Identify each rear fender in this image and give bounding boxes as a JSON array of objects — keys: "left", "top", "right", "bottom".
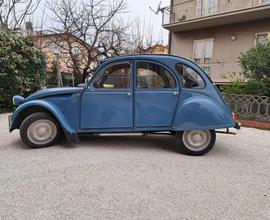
[{"left": 172, "top": 94, "right": 234, "bottom": 130}]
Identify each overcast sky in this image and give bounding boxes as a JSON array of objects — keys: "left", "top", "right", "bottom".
[
  {"left": 31, "top": 0, "right": 170, "bottom": 45},
  {"left": 125, "top": 0, "right": 170, "bottom": 44}
]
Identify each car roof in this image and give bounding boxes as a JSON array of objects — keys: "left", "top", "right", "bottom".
[
  {"left": 98, "top": 54, "right": 213, "bottom": 85},
  {"left": 100, "top": 54, "right": 184, "bottom": 63}
]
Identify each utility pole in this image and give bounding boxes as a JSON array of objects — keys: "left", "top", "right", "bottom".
[
  {"left": 56, "top": 54, "right": 63, "bottom": 87},
  {"left": 52, "top": 43, "right": 63, "bottom": 87},
  {"left": 71, "top": 72, "right": 75, "bottom": 87}
]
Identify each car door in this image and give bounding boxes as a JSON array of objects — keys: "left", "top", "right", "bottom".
[
  {"left": 80, "top": 61, "right": 133, "bottom": 129},
  {"left": 135, "top": 60, "right": 179, "bottom": 127}
]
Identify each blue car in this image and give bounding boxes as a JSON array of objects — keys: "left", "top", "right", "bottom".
[{"left": 9, "top": 55, "right": 240, "bottom": 156}]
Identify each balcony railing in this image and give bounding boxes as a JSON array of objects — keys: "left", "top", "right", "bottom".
[
  {"left": 162, "top": 0, "right": 270, "bottom": 25},
  {"left": 198, "top": 62, "right": 242, "bottom": 83}
]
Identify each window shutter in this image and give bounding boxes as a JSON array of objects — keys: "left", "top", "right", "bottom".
[
  {"left": 194, "top": 40, "right": 204, "bottom": 59},
  {"left": 208, "top": 0, "right": 217, "bottom": 15},
  {"left": 196, "top": 0, "right": 204, "bottom": 16},
  {"left": 204, "top": 39, "right": 214, "bottom": 59}
]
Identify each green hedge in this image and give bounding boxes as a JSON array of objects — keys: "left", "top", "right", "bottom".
[
  {"left": 240, "top": 42, "right": 270, "bottom": 85},
  {"left": 222, "top": 41, "right": 270, "bottom": 97},
  {"left": 221, "top": 80, "right": 270, "bottom": 97},
  {"left": 0, "top": 29, "right": 46, "bottom": 112}
]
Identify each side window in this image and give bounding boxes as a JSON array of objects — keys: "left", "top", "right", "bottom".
[
  {"left": 261, "top": 0, "right": 270, "bottom": 5},
  {"left": 255, "top": 33, "right": 269, "bottom": 46},
  {"left": 136, "top": 62, "right": 176, "bottom": 89},
  {"left": 93, "top": 63, "right": 131, "bottom": 89},
  {"left": 175, "top": 63, "right": 205, "bottom": 89}
]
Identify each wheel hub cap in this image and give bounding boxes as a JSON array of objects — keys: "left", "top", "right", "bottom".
[
  {"left": 27, "top": 119, "right": 57, "bottom": 145},
  {"left": 183, "top": 130, "right": 211, "bottom": 151}
]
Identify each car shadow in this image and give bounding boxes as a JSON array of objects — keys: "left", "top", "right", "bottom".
[
  {"left": 7, "top": 133, "right": 236, "bottom": 157},
  {"left": 5, "top": 133, "right": 179, "bottom": 154},
  {"left": 65, "top": 134, "right": 180, "bottom": 154}
]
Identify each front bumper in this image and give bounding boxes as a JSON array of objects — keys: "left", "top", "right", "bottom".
[{"left": 8, "top": 114, "right": 13, "bottom": 131}]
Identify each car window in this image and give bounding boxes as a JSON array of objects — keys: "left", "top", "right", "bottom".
[
  {"left": 93, "top": 62, "right": 131, "bottom": 89},
  {"left": 136, "top": 62, "right": 176, "bottom": 89},
  {"left": 175, "top": 63, "right": 205, "bottom": 89}
]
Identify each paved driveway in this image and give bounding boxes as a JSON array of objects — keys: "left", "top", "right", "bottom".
[{"left": 0, "top": 113, "right": 270, "bottom": 220}]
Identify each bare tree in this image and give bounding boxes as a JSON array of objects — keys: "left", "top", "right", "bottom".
[
  {"left": 98, "top": 21, "right": 130, "bottom": 58},
  {"left": 126, "top": 18, "right": 154, "bottom": 54},
  {"left": 47, "top": 0, "right": 128, "bottom": 82},
  {"left": 0, "top": 0, "right": 40, "bottom": 29}
]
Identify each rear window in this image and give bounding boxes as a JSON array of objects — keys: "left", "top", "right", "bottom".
[{"left": 175, "top": 63, "right": 205, "bottom": 89}]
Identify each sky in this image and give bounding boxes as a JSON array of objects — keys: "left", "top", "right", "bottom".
[
  {"left": 31, "top": 0, "right": 170, "bottom": 45},
  {"left": 125, "top": 0, "right": 170, "bottom": 45}
]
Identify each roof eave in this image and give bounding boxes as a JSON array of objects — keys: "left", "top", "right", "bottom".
[{"left": 163, "top": 4, "right": 270, "bottom": 32}]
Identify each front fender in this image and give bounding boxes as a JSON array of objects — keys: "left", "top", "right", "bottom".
[
  {"left": 172, "top": 94, "right": 234, "bottom": 131},
  {"left": 10, "top": 99, "right": 76, "bottom": 133}
]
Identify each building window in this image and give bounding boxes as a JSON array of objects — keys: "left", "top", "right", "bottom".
[
  {"left": 50, "top": 42, "right": 60, "bottom": 55},
  {"left": 71, "top": 46, "right": 81, "bottom": 56},
  {"left": 261, "top": 0, "right": 270, "bottom": 5},
  {"left": 193, "top": 39, "right": 214, "bottom": 75},
  {"left": 194, "top": 59, "right": 201, "bottom": 65},
  {"left": 196, "top": 0, "right": 217, "bottom": 17},
  {"left": 256, "top": 33, "right": 270, "bottom": 45}
]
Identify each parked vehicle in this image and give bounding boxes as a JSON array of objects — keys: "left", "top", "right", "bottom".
[{"left": 9, "top": 55, "right": 240, "bottom": 156}]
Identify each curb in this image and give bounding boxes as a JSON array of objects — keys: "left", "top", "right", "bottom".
[{"left": 239, "top": 120, "right": 270, "bottom": 130}]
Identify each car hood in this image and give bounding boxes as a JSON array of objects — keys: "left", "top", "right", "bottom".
[{"left": 25, "top": 87, "right": 84, "bottom": 101}]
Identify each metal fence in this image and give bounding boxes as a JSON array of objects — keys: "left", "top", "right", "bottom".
[
  {"left": 162, "top": 0, "right": 269, "bottom": 25},
  {"left": 222, "top": 93, "right": 270, "bottom": 122}
]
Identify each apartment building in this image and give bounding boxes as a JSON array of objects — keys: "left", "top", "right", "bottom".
[
  {"left": 162, "top": 0, "right": 270, "bottom": 84},
  {"left": 144, "top": 44, "right": 169, "bottom": 54},
  {"left": 30, "top": 34, "right": 97, "bottom": 77},
  {"left": 25, "top": 22, "right": 97, "bottom": 80}
]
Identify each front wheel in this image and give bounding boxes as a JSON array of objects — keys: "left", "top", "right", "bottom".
[
  {"left": 176, "top": 130, "right": 216, "bottom": 156},
  {"left": 20, "top": 112, "right": 61, "bottom": 148}
]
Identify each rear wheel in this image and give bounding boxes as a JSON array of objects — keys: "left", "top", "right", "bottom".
[
  {"left": 20, "top": 112, "right": 61, "bottom": 148},
  {"left": 176, "top": 130, "right": 216, "bottom": 156}
]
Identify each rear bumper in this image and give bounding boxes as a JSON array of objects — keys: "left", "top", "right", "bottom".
[{"left": 234, "top": 121, "right": 241, "bottom": 130}]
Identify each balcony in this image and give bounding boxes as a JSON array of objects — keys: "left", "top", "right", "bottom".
[
  {"left": 199, "top": 62, "right": 242, "bottom": 84},
  {"left": 162, "top": 1, "right": 270, "bottom": 32}
]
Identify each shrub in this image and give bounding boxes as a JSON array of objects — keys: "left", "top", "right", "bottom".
[
  {"left": 0, "top": 29, "right": 46, "bottom": 112},
  {"left": 221, "top": 80, "right": 270, "bottom": 97},
  {"left": 240, "top": 41, "right": 270, "bottom": 85},
  {"left": 222, "top": 42, "right": 270, "bottom": 97}
]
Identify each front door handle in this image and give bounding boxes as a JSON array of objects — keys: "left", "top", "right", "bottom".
[
  {"left": 173, "top": 91, "right": 179, "bottom": 96},
  {"left": 127, "top": 92, "right": 132, "bottom": 97}
]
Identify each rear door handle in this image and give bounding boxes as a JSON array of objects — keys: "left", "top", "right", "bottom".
[
  {"left": 173, "top": 91, "right": 179, "bottom": 96},
  {"left": 127, "top": 92, "right": 132, "bottom": 97}
]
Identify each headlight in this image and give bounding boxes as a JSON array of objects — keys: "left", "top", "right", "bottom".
[{"left": 13, "top": 95, "right": 25, "bottom": 106}]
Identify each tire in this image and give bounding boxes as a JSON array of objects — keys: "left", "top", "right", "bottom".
[
  {"left": 20, "top": 112, "right": 61, "bottom": 148},
  {"left": 176, "top": 130, "right": 216, "bottom": 156}
]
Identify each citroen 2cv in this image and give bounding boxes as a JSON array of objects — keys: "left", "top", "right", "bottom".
[{"left": 9, "top": 55, "right": 240, "bottom": 156}]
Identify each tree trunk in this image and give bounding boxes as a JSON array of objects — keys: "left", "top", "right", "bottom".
[
  {"left": 56, "top": 56, "right": 63, "bottom": 87},
  {"left": 82, "top": 68, "right": 89, "bottom": 83}
]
